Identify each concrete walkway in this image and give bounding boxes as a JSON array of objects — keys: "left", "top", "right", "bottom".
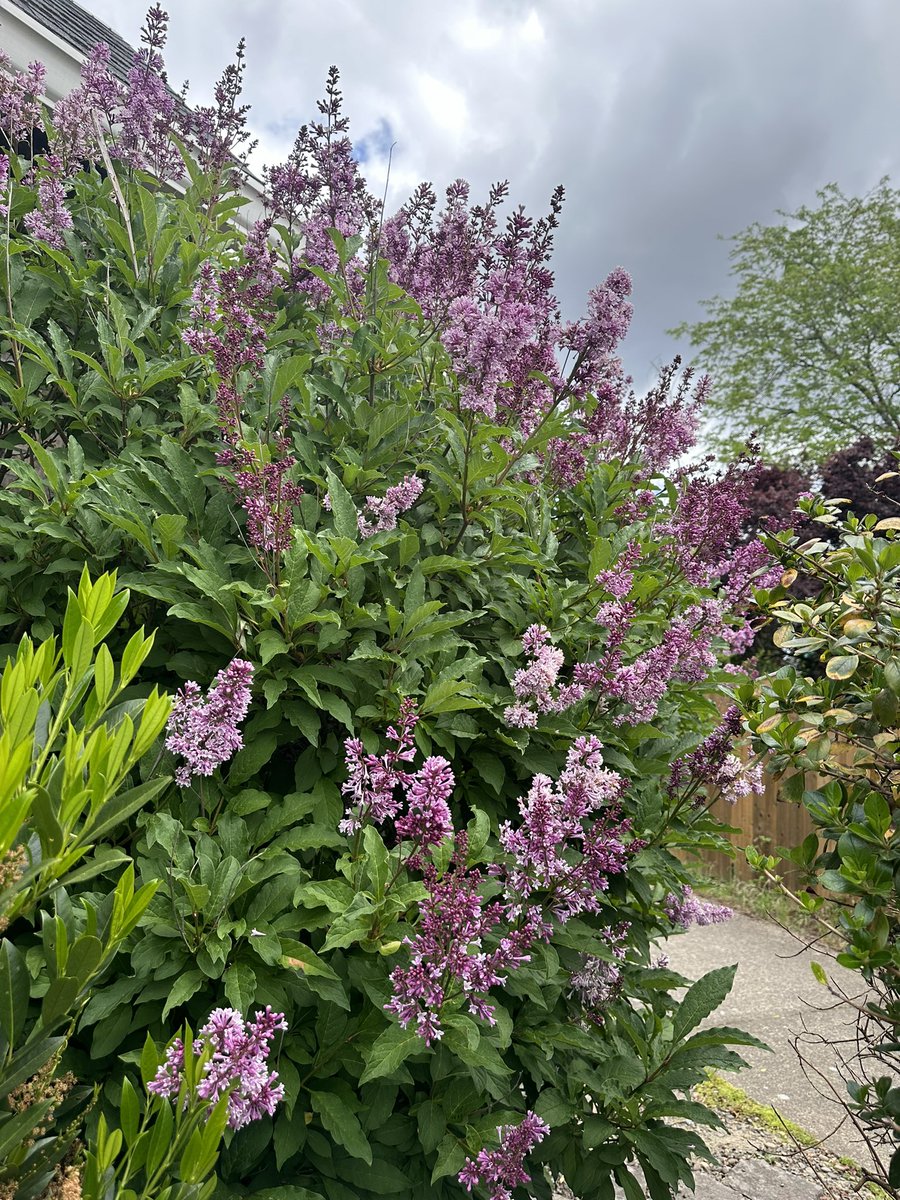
[{"left": 663, "top": 913, "right": 869, "bottom": 1161}]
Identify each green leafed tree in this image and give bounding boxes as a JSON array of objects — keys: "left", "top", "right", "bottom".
[{"left": 672, "top": 179, "right": 900, "bottom": 465}]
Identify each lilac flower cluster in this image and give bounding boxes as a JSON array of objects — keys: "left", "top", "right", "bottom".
[
  {"left": 189, "top": 37, "right": 256, "bottom": 182},
  {"left": 386, "top": 845, "right": 547, "bottom": 1044},
  {"left": 148, "top": 1006, "right": 287, "bottom": 1129},
  {"left": 570, "top": 957, "right": 623, "bottom": 1021},
  {"left": 0, "top": 52, "right": 46, "bottom": 148},
  {"left": 339, "top": 701, "right": 455, "bottom": 866},
  {"left": 263, "top": 67, "right": 379, "bottom": 305},
  {"left": 499, "top": 737, "right": 630, "bottom": 920},
  {"left": 586, "top": 358, "right": 706, "bottom": 472},
  {"left": 358, "top": 474, "right": 424, "bottom": 538},
  {"left": 339, "top": 698, "right": 419, "bottom": 830},
  {"left": 165, "top": 658, "right": 254, "bottom": 787},
  {"left": 668, "top": 705, "right": 763, "bottom": 804},
  {"left": 662, "top": 454, "right": 760, "bottom": 589},
  {"left": 114, "top": 6, "right": 183, "bottom": 180},
  {"left": 381, "top": 724, "right": 640, "bottom": 1042},
  {"left": 23, "top": 156, "right": 73, "bottom": 249},
  {"left": 458, "top": 1111, "right": 549, "bottom": 1200},
  {"left": 664, "top": 885, "right": 733, "bottom": 929},
  {"left": 46, "top": 8, "right": 182, "bottom": 180},
  {"left": 503, "top": 624, "right": 589, "bottom": 728},
  {"left": 377, "top": 169, "right": 656, "bottom": 484},
  {"left": 183, "top": 230, "right": 306, "bottom": 556}
]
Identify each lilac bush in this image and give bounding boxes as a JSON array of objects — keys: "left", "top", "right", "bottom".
[{"left": 0, "top": 13, "right": 772, "bottom": 1200}]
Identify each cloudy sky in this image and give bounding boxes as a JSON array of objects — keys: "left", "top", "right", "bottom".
[{"left": 84, "top": 0, "right": 900, "bottom": 389}]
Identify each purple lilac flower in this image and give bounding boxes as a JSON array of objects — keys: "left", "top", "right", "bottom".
[
  {"left": 112, "top": 6, "right": 183, "bottom": 180},
  {"left": 661, "top": 453, "right": 760, "bottom": 588},
  {"left": 394, "top": 756, "right": 455, "bottom": 868},
  {"left": 339, "top": 702, "right": 453, "bottom": 864},
  {"left": 263, "top": 67, "right": 379, "bottom": 305},
  {"left": 458, "top": 1111, "right": 549, "bottom": 1200},
  {"left": 717, "top": 755, "right": 764, "bottom": 804},
  {"left": 339, "top": 698, "right": 419, "bottom": 833},
  {"left": 498, "top": 737, "right": 628, "bottom": 918},
  {"left": 187, "top": 38, "right": 256, "bottom": 180},
  {"left": 183, "top": 228, "right": 305, "bottom": 554},
  {"left": 664, "top": 885, "right": 732, "bottom": 929},
  {"left": 148, "top": 1006, "right": 287, "bottom": 1130},
  {"left": 502, "top": 624, "right": 591, "bottom": 728},
  {"left": 387, "top": 736, "right": 640, "bottom": 1041},
  {"left": 166, "top": 659, "right": 254, "bottom": 787},
  {"left": 387, "top": 845, "right": 548, "bottom": 1044},
  {"left": 586, "top": 358, "right": 705, "bottom": 472},
  {"left": 358, "top": 474, "right": 424, "bottom": 537},
  {"left": 0, "top": 52, "right": 46, "bottom": 146},
  {"left": 23, "top": 156, "right": 73, "bottom": 249}
]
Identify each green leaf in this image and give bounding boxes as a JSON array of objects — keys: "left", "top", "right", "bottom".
[
  {"left": 120, "top": 1076, "right": 140, "bottom": 1143},
  {"left": 672, "top": 965, "right": 737, "bottom": 1044},
  {"left": 310, "top": 1091, "right": 372, "bottom": 1163},
  {"left": 140, "top": 1032, "right": 159, "bottom": 1085},
  {"left": 41, "top": 975, "right": 80, "bottom": 1027},
  {"left": 471, "top": 752, "right": 505, "bottom": 795},
  {"left": 825, "top": 654, "right": 858, "bottom": 680},
  {"left": 145, "top": 1093, "right": 174, "bottom": 1179},
  {"left": 83, "top": 777, "right": 169, "bottom": 846},
  {"left": 325, "top": 467, "right": 359, "bottom": 540},
  {"left": 0, "top": 1036, "right": 64, "bottom": 1097},
  {"left": 430, "top": 1133, "right": 466, "bottom": 1184},
  {"left": 0, "top": 940, "right": 28, "bottom": 1047},
  {"left": 161, "top": 969, "right": 205, "bottom": 1018},
  {"left": 359, "top": 1023, "right": 424, "bottom": 1084},
  {"left": 223, "top": 962, "right": 257, "bottom": 1011},
  {"left": 363, "top": 825, "right": 391, "bottom": 901}
]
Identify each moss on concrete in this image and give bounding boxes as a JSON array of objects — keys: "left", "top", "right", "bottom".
[{"left": 694, "top": 1071, "right": 819, "bottom": 1148}]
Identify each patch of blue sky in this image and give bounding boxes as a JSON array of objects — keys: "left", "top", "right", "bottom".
[{"left": 354, "top": 117, "right": 395, "bottom": 164}]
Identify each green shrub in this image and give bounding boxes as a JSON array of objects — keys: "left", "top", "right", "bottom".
[
  {"left": 0, "top": 570, "right": 165, "bottom": 1196},
  {"left": 734, "top": 495, "right": 900, "bottom": 1196}
]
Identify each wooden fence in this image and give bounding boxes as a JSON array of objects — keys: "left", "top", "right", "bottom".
[
  {"left": 688, "top": 741, "right": 856, "bottom": 885},
  {"left": 691, "top": 772, "right": 815, "bottom": 884}
]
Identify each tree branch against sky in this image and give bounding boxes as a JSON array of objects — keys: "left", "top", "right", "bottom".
[{"left": 672, "top": 179, "right": 900, "bottom": 466}]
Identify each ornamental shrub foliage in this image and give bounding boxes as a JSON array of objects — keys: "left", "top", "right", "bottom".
[
  {"left": 734, "top": 496, "right": 900, "bottom": 1197},
  {"left": 0, "top": 11, "right": 775, "bottom": 1199}
]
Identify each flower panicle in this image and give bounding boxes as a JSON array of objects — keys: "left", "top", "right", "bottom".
[
  {"left": 165, "top": 658, "right": 254, "bottom": 787},
  {"left": 148, "top": 1006, "right": 287, "bottom": 1129}
]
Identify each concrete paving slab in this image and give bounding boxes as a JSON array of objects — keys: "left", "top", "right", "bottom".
[
  {"left": 722, "top": 1157, "right": 823, "bottom": 1200},
  {"left": 662, "top": 914, "right": 868, "bottom": 1161}
]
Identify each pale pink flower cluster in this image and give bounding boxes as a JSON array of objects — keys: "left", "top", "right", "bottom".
[
  {"left": 165, "top": 659, "right": 254, "bottom": 787},
  {"left": 458, "top": 1111, "right": 549, "bottom": 1200},
  {"left": 357, "top": 474, "right": 424, "bottom": 537},
  {"left": 716, "top": 754, "right": 765, "bottom": 804},
  {"left": 503, "top": 624, "right": 588, "bottom": 728},
  {"left": 339, "top": 700, "right": 454, "bottom": 865},
  {"left": 383, "top": 728, "right": 641, "bottom": 1043},
  {"left": 664, "top": 885, "right": 732, "bottom": 928},
  {"left": 23, "top": 156, "right": 73, "bottom": 249},
  {"left": 148, "top": 1006, "right": 287, "bottom": 1129}
]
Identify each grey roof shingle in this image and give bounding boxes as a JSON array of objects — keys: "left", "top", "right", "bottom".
[{"left": 9, "top": 0, "right": 137, "bottom": 81}]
